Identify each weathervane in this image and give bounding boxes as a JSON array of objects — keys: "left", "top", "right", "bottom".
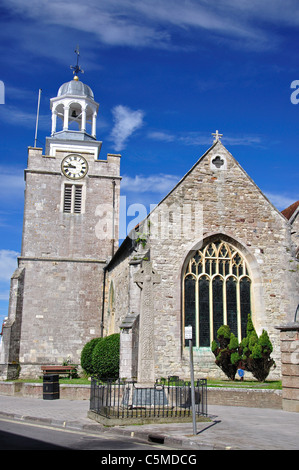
[
  {"left": 70, "top": 45, "right": 84, "bottom": 80},
  {"left": 212, "top": 130, "right": 223, "bottom": 143}
]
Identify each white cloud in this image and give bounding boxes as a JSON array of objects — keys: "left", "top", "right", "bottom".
[
  {"left": 0, "top": 250, "right": 19, "bottom": 282},
  {"left": 1, "top": 0, "right": 171, "bottom": 50},
  {"left": 148, "top": 130, "right": 212, "bottom": 146},
  {"left": 0, "top": 166, "right": 24, "bottom": 200},
  {"left": 121, "top": 174, "right": 180, "bottom": 194},
  {"left": 119, "top": 173, "right": 181, "bottom": 237},
  {"left": 0, "top": 105, "right": 50, "bottom": 130},
  {"left": 3, "top": 0, "right": 299, "bottom": 52},
  {"left": 0, "top": 290, "right": 10, "bottom": 301},
  {"left": 147, "top": 131, "right": 176, "bottom": 143},
  {"left": 148, "top": 130, "right": 263, "bottom": 147},
  {"left": 109, "top": 105, "right": 145, "bottom": 151},
  {"left": 264, "top": 192, "right": 296, "bottom": 211},
  {"left": 0, "top": 167, "right": 24, "bottom": 230},
  {"left": 223, "top": 135, "right": 263, "bottom": 146}
]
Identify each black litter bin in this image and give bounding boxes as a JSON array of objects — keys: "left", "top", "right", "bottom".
[{"left": 43, "top": 374, "right": 59, "bottom": 400}]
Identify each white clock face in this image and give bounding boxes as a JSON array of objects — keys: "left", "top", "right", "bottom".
[{"left": 62, "top": 154, "right": 88, "bottom": 179}]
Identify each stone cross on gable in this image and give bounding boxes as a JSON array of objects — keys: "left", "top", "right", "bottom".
[
  {"left": 134, "top": 261, "right": 161, "bottom": 386},
  {"left": 212, "top": 130, "right": 223, "bottom": 143}
]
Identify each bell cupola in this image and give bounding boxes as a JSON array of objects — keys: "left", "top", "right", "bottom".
[
  {"left": 46, "top": 48, "right": 101, "bottom": 157},
  {"left": 50, "top": 75, "right": 99, "bottom": 139}
]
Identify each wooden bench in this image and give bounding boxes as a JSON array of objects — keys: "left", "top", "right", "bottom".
[{"left": 41, "top": 365, "right": 77, "bottom": 379}]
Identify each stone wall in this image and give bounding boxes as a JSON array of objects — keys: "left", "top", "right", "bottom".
[
  {"left": 0, "top": 268, "right": 24, "bottom": 379},
  {"left": 17, "top": 259, "right": 104, "bottom": 378},
  {"left": 207, "top": 387, "right": 282, "bottom": 409},
  {"left": 277, "top": 323, "right": 299, "bottom": 412},
  {"left": 290, "top": 207, "right": 299, "bottom": 255},
  {"left": 0, "top": 381, "right": 90, "bottom": 400},
  {"left": 105, "top": 254, "right": 142, "bottom": 338},
  {"left": 119, "top": 314, "right": 139, "bottom": 380},
  {"left": 0, "top": 381, "right": 282, "bottom": 408},
  {"left": 290, "top": 213, "right": 299, "bottom": 298}
]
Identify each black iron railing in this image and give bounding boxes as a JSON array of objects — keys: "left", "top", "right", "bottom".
[{"left": 90, "top": 377, "right": 207, "bottom": 420}]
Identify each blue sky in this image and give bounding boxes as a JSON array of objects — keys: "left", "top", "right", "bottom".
[{"left": 0, "top": 0, "right": 298, "bottom": 327}]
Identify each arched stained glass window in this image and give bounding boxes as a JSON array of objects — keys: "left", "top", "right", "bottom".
[
  {"left": 198, "top": 275, "right": 209, "bottom": 347},
  {"left": 183, "top": 240, "right": 252, "bottom": 347}
]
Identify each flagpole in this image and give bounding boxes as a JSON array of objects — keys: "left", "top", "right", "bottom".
[{"left": 34, "top": 88, "right": 42, "bottom": 147}]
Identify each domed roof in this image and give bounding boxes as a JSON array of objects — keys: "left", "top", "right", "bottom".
[{"left": 57, "top": 79, "right": 94, "bottom": 99}]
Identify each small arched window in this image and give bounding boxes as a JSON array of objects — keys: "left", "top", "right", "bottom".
[{"left": 183, "top": 240, "right": 252, "bottom": 347}]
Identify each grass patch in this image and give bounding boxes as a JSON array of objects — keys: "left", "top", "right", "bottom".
[
  {"left": 8, "top": 377, "right": 282, "bottom": 389},
  {"left": 12, "top": 377, "right": 91, "bottom": 385},
  {"left": 207, "top": 379, "right": 281, "bottom": 389}
]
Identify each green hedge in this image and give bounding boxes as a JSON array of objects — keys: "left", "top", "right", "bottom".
[
  {"left": 81, "top": 333, "right": 120, "bottom": 380},
  {"left": 92, "top": 333, "right": 120, "bottom": 380},
  {"left": 80, "top": 337, "right": 103, "bottom": 376}
]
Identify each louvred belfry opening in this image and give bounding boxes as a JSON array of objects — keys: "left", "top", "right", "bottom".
[{"left": 63, "top": 184, "right": 83, "bottom": 214}]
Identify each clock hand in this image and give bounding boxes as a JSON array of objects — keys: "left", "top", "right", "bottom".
[{"left": 66, "top": 164, "right": 77, "bottom": 169}]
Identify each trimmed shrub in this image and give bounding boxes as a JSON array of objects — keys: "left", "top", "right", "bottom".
[
  {"left": 212, "top": 326, "right": 240, "bottom": 380},
  {"left": 239, "top": 315, "right": 275, "bottom": 382},
  {"left": 80, "top": 337, "right": 103, "bottom": 376},
  {"left": 212, "top": 315, "right": 275, "bottom": 382},
  {"left": 241, "top": 325, "right": 275, "bottom": 382},
  {"left": 92, "top": 333, "right": 120, "bottom": 381},
  {"left": 217, "top": 325, "right": 231, "bottom": 343}
]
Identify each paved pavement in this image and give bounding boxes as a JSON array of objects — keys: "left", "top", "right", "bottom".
[{"left": 0, "top": 394, "right": 298, "bottom": 450}]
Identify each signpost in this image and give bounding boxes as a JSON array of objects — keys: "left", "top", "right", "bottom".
[{"left": 185, "top": 326, "right": 197, "bottom": 435}]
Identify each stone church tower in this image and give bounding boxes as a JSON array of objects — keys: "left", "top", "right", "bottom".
[{"left": 0, "top": 71, "right": 121, "bottom": 379}]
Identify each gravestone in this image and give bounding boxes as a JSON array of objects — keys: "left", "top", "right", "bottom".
[{"left": 132, "top": 387, "right": 167, "bottom": 406}]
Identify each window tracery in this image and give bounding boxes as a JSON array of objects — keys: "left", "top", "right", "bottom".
[{"left": 183, "top": 240, "right": 252, "bottom": 348}]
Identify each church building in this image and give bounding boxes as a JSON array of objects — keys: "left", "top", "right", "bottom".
[
  {"left": 0, "top": 70, "right": 298, "bottom": 381},
  {"left": 106, "top": 135, "right": 299, "bottom": 383}
]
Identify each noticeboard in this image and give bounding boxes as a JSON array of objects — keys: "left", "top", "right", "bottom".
[{"left": 185, "top": 326, "right": 193, "bottom": 340}]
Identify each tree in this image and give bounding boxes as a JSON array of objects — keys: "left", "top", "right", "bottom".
[
  {"left": 211, "top": 325, "right": 241, "bottom": 380},
  {"left": 81, "top": 337, "right": 103, "bottom": 376},
  {"left": 92, "top": 333, "right": 120, "bottom": 381},
  {"left": 239, "top": 316, "right": 275, "bottom": 382},
  {"left": 212, "top": 316, "right": 275, "bottom": 382}
]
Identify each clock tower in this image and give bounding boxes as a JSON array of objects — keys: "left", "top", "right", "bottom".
[{"left": 0, "top": 65, "right": 121, "bottom": 379}]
